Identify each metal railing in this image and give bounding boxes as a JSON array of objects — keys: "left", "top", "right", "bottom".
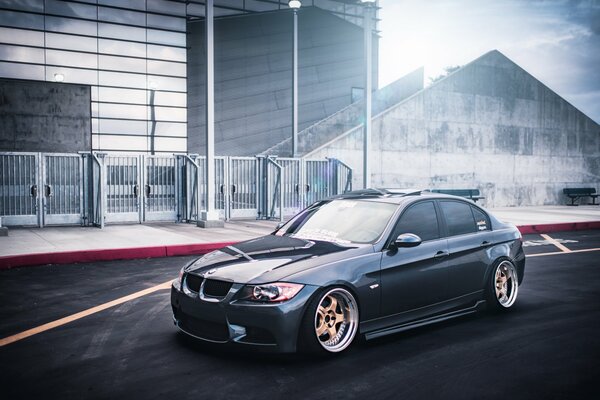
[{"left": 0, "top": 152, "right": 352, "bottom": 228}]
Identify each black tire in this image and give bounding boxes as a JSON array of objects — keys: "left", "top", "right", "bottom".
[
  {"left": 486, "top": 258, "right": 519, "bottom": 312},
  {"left": 297, "top": 287, "right": 359, "bottom": 354}
]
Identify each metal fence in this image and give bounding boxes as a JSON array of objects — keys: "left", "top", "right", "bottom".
[{"left": 0, "top": 152, "right": 352, "bottom": 228}]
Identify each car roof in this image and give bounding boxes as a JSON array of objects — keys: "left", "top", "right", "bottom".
[{"left": 329, "top": 188, "right": 481, "bottom": 206}]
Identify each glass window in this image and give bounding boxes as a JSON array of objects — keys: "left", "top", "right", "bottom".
[
  {"left": 98, "top": 118, "right": 147, "bottom": 134},
  {"left": 393, "top": 201, "right": 440, "bottom": 242},
  {"left": 99, "top": 38, "right": 146, "bottom": 57},
  {"left": 472, "top": 207, "right": 490, "bottom": 232},
  {"left": 46, "top": 16, "right": 97, "bottom": 36},
  {"left": 99, "top": 103, "right": 148, "bottom": 120},
  {"left": 99, "top": 87, "right": 147, "bottom": 104},
  {"left": 46, "top": 49, "right": 97, "bottom": 69},
  {"left": 0, "top": 27, "right": 43, "bottom": 46},
  {"left": 91, "top": 102, "right": 99, "bottom": 117},
  {"left": 0, "top": 44, "right": 44, "bottom": 64},
  {"left": 0, "top": 0, "right": 43, "bottom": 12},
  {"left": 154, "top": 136, "right": 186, "bottom": 152},
  {"left": 98, "top": 6, "right": 146, "bottom": 26},
  {"left": 45, "top": 0, "right": 97, "bottom": 19},
  {"left": 46, "top": 32, "right": 97, "bottom": 53},
  {"left": 147, "top": 59, "right": 186, "bottom": 77},
  {"left": 91, "top": 86, "right": 98, "bottom": 101},
  {"left": 98, "top": 22, "right": 145, "bottom": 42},
  {"left": 147, "top": 0, "right": 186, "bottom": 16},
  {"left": 45, "top": 66, "right": 98, "bottom": 85},
  {"left": 92, "top": 118, "right": 99, "bottom": 133},
  {"left": 152, "top": 91, "right": 186, "bottom": 107},
  {"left": 147, "top": 29, "right": 185, "bottom": 46},
  {"left": 95, "top": 134, "right": 148, "bottom": 151},
  {"left": 149, "top": 121, "right": 186, "bottom": 137},
  {"left": 99, "top": 70, "right": 147, "bottom": 89},
  {"left": 0, "top": 61, "right": 44, "bottom": 80},
  {"left": 147, "top": 44, "right": 185, "bottom": 62},
  {"left": 146, "top": 75, "right": 186, "bottom": 92},
  {"left": 98, "top": 0, "right": 146, "bottom": 11},
  {"left": 0, "top": 10, "right": 44, "bottom": 30},
  {"left": 99, "top": 55, "right": 146, "bottom": 73},
  {"left": 282, "top": 200, "right": 398, "bottom": 244},
  {"left": 147, "top": 14, "right": 186, "bottom": 32},
  {"left": 440, "top": 201, "right": 478, "bottom": 237},
  {"left": 153, "top": 106, "right": 186, "bottom": 122}
]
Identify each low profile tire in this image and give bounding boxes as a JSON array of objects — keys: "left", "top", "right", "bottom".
[
  {"left": 298, "top": 287, "right": 359, "bottom": 354},
  {"left": 486, "top": 259, "right": 519, "bottom": 311}
]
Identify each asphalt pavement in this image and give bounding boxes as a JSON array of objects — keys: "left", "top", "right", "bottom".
[{"left": 0, "top": 231, "right": 599, "bottom": 399}]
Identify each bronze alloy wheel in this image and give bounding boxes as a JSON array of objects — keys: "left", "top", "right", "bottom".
[
  {"left": 313, "top": 288, "right": 359, "bottom": 353},
  {"left": 494, "top": 260, "right": 519, "bottom": 308}
]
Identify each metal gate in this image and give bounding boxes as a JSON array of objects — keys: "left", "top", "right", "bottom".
[
  {"left": 104, "top": 155, "right": 141, "bottom": 223},
  {"left": 144, "top": 156, "right": 178, "bottom": 222},
  {"left": 42, "top": 153, "right": 83, "bottom": 225},
  {"left": 0, "top": 152, "right": 39, "bottom": 226},
  {"left": 1, "top": 152, "right": 353, "bottom": 227}
]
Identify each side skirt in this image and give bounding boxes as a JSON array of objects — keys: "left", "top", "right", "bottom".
[{"left": 364, "top": 300, "right": 487, "bottom": 341}]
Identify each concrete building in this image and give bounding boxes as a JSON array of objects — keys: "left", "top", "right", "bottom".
[
  {"left": 298, "top": 50, "right": 600, "bottom": 207},
  {"left": 0, "top": 0, "right": 377, "bottom": 154}
]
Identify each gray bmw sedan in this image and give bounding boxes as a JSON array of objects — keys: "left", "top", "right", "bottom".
[{"left": 171, "top": 189, "right": 525, "bottom": 354}]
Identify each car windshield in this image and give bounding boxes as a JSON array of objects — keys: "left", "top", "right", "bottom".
[{"left": 279, "top": 200, "right": 398, "bottom": 244}]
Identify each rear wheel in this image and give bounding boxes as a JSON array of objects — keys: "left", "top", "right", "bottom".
[
  {"left": 487, "top": 259, "right": 519, "bottom": 311},
  {"left": 299, "top": 287, "right": 359, "bottom": 354}
]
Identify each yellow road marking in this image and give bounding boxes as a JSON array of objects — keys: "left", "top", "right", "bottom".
[
  {"left": 0, "top": 280, "right": 172, "bottom": 347},
  {"left": 540, "top": 234, "right": 572, "bottom": 253},
  {"left": 528, "top": 247, "right": 600, "bottom": 258}
]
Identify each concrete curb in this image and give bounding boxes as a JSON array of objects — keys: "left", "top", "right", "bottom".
[
  {"left": 1, "top": 221, "right": 599, "bottom": 270},
  {"left": 0, "top": 242, "right": 236, "bottom": 270}
]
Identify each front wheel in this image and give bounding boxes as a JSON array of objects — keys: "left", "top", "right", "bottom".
[
  {"left": 299, "top": 287, "right": 359, "bottom": 354},
  {"left": 487, "top": 259, "right": 519, "bottom": 311}
]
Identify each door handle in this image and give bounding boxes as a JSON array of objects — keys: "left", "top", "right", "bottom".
[
  {"left": 294, "top": 184, "right": 299, "bottom": 194},
  {"left": 133, "top": 184, "right": 139, "bottom": 197},
  {"left": 145, "top": 184, "right": 151, "bottom": 196},
  {"left": 220, "top": 184, "right": 225, "bottom": 194},
  {"left": 434, "top": 250, "right": 449, "bottom": 259},
  {"left": 44, "top": 185, "right": 52, "bottom": 197},
  {"left": 30, "top": 185, "right": 38, "bottom": 198},
  {"left": 231, "top": 184, "right": 236, "bottom": 195},
  {"left": 480, "top": 241, "right": 491, "bottom": 247},
  {"left": 305, "top": 184, "right": 311, "bottom": 193}
]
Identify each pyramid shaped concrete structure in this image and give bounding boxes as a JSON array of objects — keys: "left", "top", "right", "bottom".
[{"left": 306, "top": 50, "right": 600, "bottom": 207}]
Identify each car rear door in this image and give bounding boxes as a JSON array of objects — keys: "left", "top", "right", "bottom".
[
  {"left": 438, "top": 200, "right": 493, "bottom": 299},
  {"left": 380, "top": 200, "right": 449, "bottom": 316}
]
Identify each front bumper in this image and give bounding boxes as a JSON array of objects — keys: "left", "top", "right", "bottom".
[{"left": 170, "top": 281, "right": 319, "bottom": 353}]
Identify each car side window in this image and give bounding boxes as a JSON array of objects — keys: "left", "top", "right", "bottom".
[
  {"left": 392, "top": 201, "right": 440, "bottom": 242},
  {"left": 471, "top": 206, "right": 490, "bottom": 231},
  {"left": 439, "top": 201, "right": 478, "bottom": 236}
]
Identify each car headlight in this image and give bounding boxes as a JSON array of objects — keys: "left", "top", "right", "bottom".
[
  {"left": 240, "top": 282, "right": 304, "bottom": 302},
  {"left": 173, "top": 267, "right": 185, "bottom": 290}
]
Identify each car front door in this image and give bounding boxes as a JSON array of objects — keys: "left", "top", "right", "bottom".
[{"left": 380, "top": 201, "right": 449, "bottom": 318}]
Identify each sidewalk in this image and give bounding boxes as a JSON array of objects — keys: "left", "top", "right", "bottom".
[{"left": 0, "top": 206, "right": 598, "bottom": 269}]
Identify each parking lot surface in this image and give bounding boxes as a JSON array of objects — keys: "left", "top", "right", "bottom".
[{"left": 0, "top": 231, "right": 598, "bottom": 399}]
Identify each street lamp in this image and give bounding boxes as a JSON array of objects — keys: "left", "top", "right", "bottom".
[
  {"left": 289, "top": 1, "right": 301, "bottom": 157},
  {"left": 360, "top": 0, "right": 375, "bottom": 188}
]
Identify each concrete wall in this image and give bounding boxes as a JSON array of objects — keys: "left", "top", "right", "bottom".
[
  {"left": 188, "top": 6, "right": 378, "bottom": 156},
  {"left": 266, "top": 67, "right": 424, "bottom": 156},
  {"left": 308, "top": 50, "right": 600, "bottom": 207},
  {"left": 0, "top": 79, "right": 91, "bottom": 152}
]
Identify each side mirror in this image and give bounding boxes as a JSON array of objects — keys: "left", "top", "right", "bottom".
[{"left": 394, "top": 233, "right": 422, "bottom": 248}]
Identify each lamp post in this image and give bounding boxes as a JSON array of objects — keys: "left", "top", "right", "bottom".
[
  {"left": 289, "top": 1, "right": 301, "bottom": 157},
  {"left": 360, "top": 0, "right": 375, "bottom": 189}
]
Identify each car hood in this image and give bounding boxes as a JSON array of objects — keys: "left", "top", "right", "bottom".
[{"left": 185, "top": 234, "right": 370, "bottom": 284}]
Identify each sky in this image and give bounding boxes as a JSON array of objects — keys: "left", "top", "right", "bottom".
[{"left": 377, "top": 0, "right": 600, "bottom": 123}]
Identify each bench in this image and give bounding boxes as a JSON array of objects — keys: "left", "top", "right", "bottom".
[
  {"left": 430, "top": 189, "right": 485, "bottom": 203},
  {"left": 563, "top": 188, "right": 599, "bottom": 206}
]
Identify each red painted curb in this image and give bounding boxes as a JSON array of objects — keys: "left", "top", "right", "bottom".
[
  {"left": 517, "top": 221, "right": 600, "bottom": 235},
  {"left": 0, "top": 241, "right": 236, "bottom": 270}
]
